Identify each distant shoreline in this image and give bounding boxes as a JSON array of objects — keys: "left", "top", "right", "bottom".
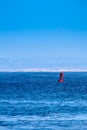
[{"left": 0, "top": 69, "right": 87, "bottom": 72}]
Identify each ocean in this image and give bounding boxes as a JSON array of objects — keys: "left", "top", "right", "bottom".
[{"left": 0, "top": 72, "right": 87, "bottom": 130}]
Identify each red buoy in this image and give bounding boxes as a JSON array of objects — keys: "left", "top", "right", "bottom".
[
  {"left": 58, "top": 72, "right": 64, "bottom": 82},
  {"left": 58, "top": 79, "right": 64, "bottom": 82}
]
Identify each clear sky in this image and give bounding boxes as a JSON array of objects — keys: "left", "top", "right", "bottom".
[{"left": 0, "top": 0, "right": 87, "bottom": 70}]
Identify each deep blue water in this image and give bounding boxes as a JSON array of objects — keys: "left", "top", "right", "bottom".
[{"left": 0, "top": 72, "right": 87, "bottom": 130}]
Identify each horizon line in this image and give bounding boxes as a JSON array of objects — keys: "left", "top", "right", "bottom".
[{"left": 0, "top": 68, "right": 87, "bottom": 72}]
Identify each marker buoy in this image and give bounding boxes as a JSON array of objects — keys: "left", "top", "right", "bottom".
[
  {"left": 58, "top": 79, "right": 64, "bottom": 82},
  {"left": 58, "top": 72, "right": 64, "bottom": 82}
]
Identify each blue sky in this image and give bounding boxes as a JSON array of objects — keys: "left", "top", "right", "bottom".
[{"left": 0, "top": 0, "right": 87, "bottom": 70}]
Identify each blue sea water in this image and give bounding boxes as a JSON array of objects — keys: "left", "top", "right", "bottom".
[{"left": 0, "top": 72, "right": 87, "bottom": 130}]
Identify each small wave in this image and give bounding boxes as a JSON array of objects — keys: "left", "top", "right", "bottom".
[
  {"left": 0, "top": 127, "right": 9, "bottom": 130},
  {"left": 0, "top": 114, "right": 87, "bottom": 130},
  {"left": 0, "top": 113, "right": 87, "bottom": 122},
  {"left": 0, "top": 99, "right": 87, "bottom": 107}
]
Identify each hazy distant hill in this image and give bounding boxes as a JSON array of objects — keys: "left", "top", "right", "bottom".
[{"left": 0, "top": 57, "right": 87, "bottom": 71}]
